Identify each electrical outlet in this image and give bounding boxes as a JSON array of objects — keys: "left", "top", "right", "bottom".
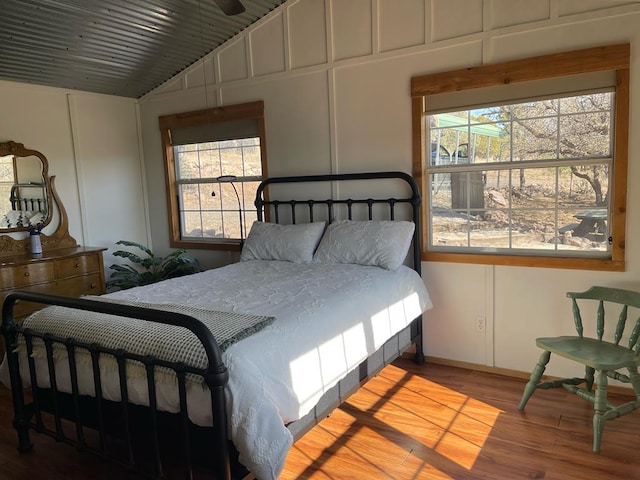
[{"left": 475, "top": 315, "right": 486, "bottom": 333}]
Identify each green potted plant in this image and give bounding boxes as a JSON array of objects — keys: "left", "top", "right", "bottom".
[{"left": 106, "top": 240, "right": 201, "bottom": 291}]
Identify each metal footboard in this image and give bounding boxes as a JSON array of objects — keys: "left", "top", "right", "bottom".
[{"left": 1, "top": 291, "right": 234, "bottom": 480}]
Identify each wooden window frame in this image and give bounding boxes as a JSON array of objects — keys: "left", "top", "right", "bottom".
[
  {"left": 411, "top": 44, "right": 630, "bottom": 271},
  {"left": 159, "top": 101, "right": 268, "bottom": 251}
]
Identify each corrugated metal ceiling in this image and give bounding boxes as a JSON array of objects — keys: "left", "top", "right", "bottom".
[{"left": 0, "top": 0, "right": 286, "bottom": 98}]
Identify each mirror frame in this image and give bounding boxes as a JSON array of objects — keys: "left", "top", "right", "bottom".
[
  {"left": 0, "top": 141, "right": 78, "bottom": 257},
  {"left": 0, "top": 141, "right": 53, "bottom": 233}
]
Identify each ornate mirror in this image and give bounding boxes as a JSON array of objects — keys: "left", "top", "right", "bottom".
[
  {"left": 0, "top": 141, "right": 77, "bottom": 256},
  {"left": 0, "top": 141, "right": 52, "bottom": 232}
]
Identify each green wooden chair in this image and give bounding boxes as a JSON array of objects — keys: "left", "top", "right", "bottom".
[{"left": 518, "top": 286, "right": 640, "bottom": 452}]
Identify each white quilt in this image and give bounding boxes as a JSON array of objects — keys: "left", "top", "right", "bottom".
[{"left": 1, "top": 260, "right": 432, "bottom": 479}]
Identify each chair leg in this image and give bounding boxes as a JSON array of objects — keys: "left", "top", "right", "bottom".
[
  {"left": 518, "top": 350, "right": 551, "bottom": 410},
  {"left": 592, "top": 369, "right": 608, "bottom": 453},
  {"left": 629, "top": 366, "right": 640, "bottom": 400},
  {"left": 585, "top": 366, "right": 595, "bottom": 392}
]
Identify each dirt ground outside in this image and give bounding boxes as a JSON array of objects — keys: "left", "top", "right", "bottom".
[{"left": 430, "top": 167, "right": 609, "bottom": 252}]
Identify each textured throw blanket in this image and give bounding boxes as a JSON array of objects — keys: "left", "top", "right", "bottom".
[{"left": 17, "top": 298, "right": 275, "bottom": 386}]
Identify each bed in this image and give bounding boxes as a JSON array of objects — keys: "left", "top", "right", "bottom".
[{"left": 1, "top": 171, "right": 432, "bottom": 480}]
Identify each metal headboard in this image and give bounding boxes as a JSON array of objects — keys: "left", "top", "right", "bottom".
[
  {"left": 254, "top": 171, "right": 422, "bottom": 275},
  {"left": 10, "top": 182, "right": 47, "bottom": 212}
]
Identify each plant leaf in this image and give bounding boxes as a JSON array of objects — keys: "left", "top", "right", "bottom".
[
  {"left": 108, "top": 264, "right": 140, "bottom": 276},
  {"left": 112, "top": 250, "right": 147, "bottom": 265},
  {"left": 115, "top": 240, "right": 153, "bottom": 257}
]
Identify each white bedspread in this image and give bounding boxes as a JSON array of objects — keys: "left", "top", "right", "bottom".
[{"left": 1, "top": 260, "right": 432, "bottom": 479}]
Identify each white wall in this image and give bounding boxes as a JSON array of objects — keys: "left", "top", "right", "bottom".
[
  {"left": 138, "top": 0, "right": 640, "bottom": 378},
  {"left": 0, "top": 80, "right": 150, "bottom": 273}
]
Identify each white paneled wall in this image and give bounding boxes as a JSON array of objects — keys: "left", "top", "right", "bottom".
[
  {"left": 0, "top": 81, "right": 148, "bottom": 273},
  {"left": 487, "top": 0, "right": 551, "bottom": 29},
  {"left": 378, "top": 0, "right": 426, "bottom": 52},
  {"left": 288, "top": 0, "right": 328, "bottom": 68},
  {"left": 68, "top": 95, "right": 149, "bottom": 270},
  {"left": 331, "top": 0, "right": 373, "bottom": 61},
  {"left": 250, "top": 11, "right": 287, "bottom": 76},
  {"left": 140, "top": 0, "right": 640, "bottom": 377}
]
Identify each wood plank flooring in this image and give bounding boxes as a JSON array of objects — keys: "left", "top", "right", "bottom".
[
  {"left": 1, "top": 355, "right": 639, "bottom": 479},
  {"left": 282, "top": 357, "right": 640, "bottom": 479}
]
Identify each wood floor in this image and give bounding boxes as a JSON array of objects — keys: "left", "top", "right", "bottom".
[{"left": 1, "top": 355, "right": 639, "bottom": 479}]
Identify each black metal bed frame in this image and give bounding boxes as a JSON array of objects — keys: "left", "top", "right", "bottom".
[
  {"left": 1, "top": 171, "right": 424, "bottom": 480},
  {"left": 10, "top": 182, "right": 48, "bottom": 212}
]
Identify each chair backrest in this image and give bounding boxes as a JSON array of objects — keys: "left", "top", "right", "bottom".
[{"left": 567, "top": 286, "right": 640, "bottom": 353}]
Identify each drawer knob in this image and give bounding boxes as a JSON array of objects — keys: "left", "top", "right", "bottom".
[
  {"left": 24, "top": 272, "right": 30, "bottom": 277},
  {"left": 75, "top": 263, "right": 81, "bottom": 268},
  {"left": 90, "top": 283, "right": 97, "bottom": 289}
]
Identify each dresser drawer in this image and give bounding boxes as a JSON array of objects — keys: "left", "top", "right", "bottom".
[
  {"left": 51, "top": 273, "right": 104, "bottom": 297},
  {"left": 3, "top": 273, "right": 104, "bottom": 319},
  {"left": 55, "top": 254, "right": 101, "bottom": 279},
  {"left": 0, "top": 262, "right": 55, "bottom": 289}
]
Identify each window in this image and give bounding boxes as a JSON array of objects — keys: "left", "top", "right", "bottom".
[
  {"left": 160, "top": 101, "right": 267, "bottom": 250},
  {"left": 0, "top": 154, "right": 15, "bottom": 214},
  {"left": 411, "top": 44, "right": 630, "bottom": 271}
]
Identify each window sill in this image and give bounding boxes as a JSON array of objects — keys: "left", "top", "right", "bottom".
[
  {"left": 423, "top": 251, "right": 625, "bottom": 271},
  {"left": 170, "top": 238, "right": 243, "bottom": 251}
]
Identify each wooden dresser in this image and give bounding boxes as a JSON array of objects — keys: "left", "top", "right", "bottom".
[{"left": 0, "top": 246, "right": 106, "bottom": 321}]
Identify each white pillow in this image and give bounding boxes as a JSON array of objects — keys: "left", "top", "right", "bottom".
[
  {"left": 240, "top": 221, "right": 326, "bottom": 263},
  {"left": 313, "top": 220, "right": 415, "bottom": 271}
]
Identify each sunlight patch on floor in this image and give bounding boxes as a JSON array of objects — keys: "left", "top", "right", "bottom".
[{"left": 282, "top": 364, "right": 504, "bottom": 478}]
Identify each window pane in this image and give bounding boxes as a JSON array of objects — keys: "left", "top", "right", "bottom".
[
  {"left": 220, "top": 208, "right": 242, "bottom": 239},
  {"left": 469, "top": 221, "right": 510, "bottom": 249},
  {"left": 219, "top": 145, "right": 245, "bottom": 177},
  {"left": 182, "top": 211, "right": 204, "bottom": 238},
  {"left": 431, "top": 207, "right": 471, "bottom": 248},
  {"left": 214, "top": 138, "right": 260, "bottom": 178},
  {"left": 239, "top": 181, "right": 258, "bottom": 207},
  {"left": 509, "top": 210, "right": 557, "bottom": 251},
  {"left": 243, "top": 145, "right": 262, "bottom": 174},
  {"left": 430, "top": 112, "right": 508, "bottom": 166},
  {"left": 559, "top": 92, "right": 612, "bottom": 114},
  {"left": 180, "top": 184, "right": 203, "bottom": 210},
  {"left": 182, "top": 211, "right": 224, "bottom": 239},
  {"left": 176, "top": 150, "right": 202, "bottom": 180},
  {"left": 450, "top": 172, "right": 484, "bottom": 213},
  {"left": 560, "top": 112, "right": 611, "bottom": 158},
  {"left": 197, "top": 146, "right": 219, "bottom": 179},
  {"left": 430, "top": 172, "right": 452, "bottom": 209},
  {"left": 557, "top": 164, "right": 608, "bottom": 209},
  {"left": 566, "top": 208, "right": 608, "bottom": 246},
  {"left": 512, "top": 118, "right": 558, "bottom": 161}
]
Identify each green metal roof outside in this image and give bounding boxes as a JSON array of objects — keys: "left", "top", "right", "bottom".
[{"left": 434, "top": 113, "right": 503, "bottom": 137}]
